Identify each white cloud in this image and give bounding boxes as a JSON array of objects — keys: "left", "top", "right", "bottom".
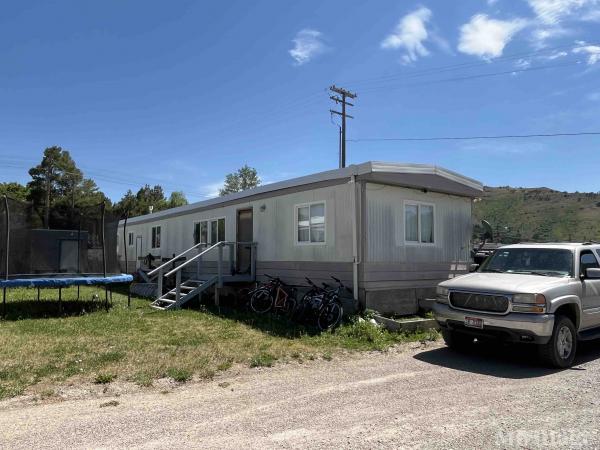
[
  {"left": 573, "top": 40, "right": 600, "bottom": 64},
  {"left": 587, "top": 91, "right": 600, "bottom": 101},
  {"left": 200, "top": 181, "right": 224, "bottom": 199},
  {"left": 544, "top": 50, "right": 569, "bottom": 59},
  {"left": 458, "top": 14, "right": 527, "bottom": 59},
  {"left": 526, "top": 0, "right": 598, "bottom": 24},
  {"left": 289, "top": 29, "right": 326, "bottom": 66},
  {"left": 514, "top": 58, "right": 532, "bottom": 68},
  {"left": 381, "top": 7, "right": 435, "bottom": 64}
]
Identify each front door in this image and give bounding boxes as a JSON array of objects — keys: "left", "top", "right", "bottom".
[
  {"left": 579, "top": 250, "right": 600, "bottom": 330},
  {"left": 236, "top": 209, "right": 253, "bottom": 274}
]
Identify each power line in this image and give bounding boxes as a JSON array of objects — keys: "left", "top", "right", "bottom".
[
  {"left": 357, "top": 61, "right": 581, "bottom": 94},
  {"left": 349, "top": 131, "right": 600, "bottom": 143},
  {"left": 339, "top": 42, "right": 593, "bottom": 89}
]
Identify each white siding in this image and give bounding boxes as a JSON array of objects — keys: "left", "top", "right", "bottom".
[
  {"left": 365, "top": 183, "right": 472, "bottom": 263},
  {"left": 119, "top": 183, "right": 354, "bottom": 264}
]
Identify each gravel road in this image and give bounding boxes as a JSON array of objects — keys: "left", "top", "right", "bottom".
[{"left": 2, "top": 340, "right": 600, "bottom": 449}]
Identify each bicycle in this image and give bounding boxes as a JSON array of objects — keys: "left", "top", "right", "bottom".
[
  {"left": 297, "top": 276, "right": 348, "bottom": 331},
  {"left": 249, "top": 274, "right": 297, "bottom": 317}
]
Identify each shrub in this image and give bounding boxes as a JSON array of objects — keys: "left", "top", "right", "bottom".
[
  {"left": 249, "top": 352, "right": 276, "bottom": 368},
  {"left": 94, "top": 373, "right": 116, "bottom": 384},
  {"left": 166, "top": 367, "right": 192, "bottom": 382}
]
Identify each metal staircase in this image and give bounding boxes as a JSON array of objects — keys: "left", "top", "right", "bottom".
[
  {"left": 146, "top": 241, "right": 256, "bottom": 311},
  {"left": 150, "top": 277, "right": 218, "bottom": 310}
]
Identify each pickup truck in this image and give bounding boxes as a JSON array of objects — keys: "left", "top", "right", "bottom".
[{"left": 433, "top": 243, "right": 600, "bottom": 368}]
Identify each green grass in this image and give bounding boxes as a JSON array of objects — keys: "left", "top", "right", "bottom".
[{"left": 0, "top": 286, "right": 437, "bottom": 400}]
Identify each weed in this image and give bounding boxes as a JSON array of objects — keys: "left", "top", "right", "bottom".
[
  {"left": 166, "top": 367, "right": 192, "bottom": 382},
  {"left": 99, "top": 400, "right": 119, "bottom": 408},
  {"left": 249, "top": 352, "right": 277, "bottom": 368},
  {"left": 94, "top": 373, "right": 116, "bottom": 384}
]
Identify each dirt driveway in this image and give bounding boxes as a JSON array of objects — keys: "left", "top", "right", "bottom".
[{"left": 1, "top": 340, "right": 600, "bottom": 449}]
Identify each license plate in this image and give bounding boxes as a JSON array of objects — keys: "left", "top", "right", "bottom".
[{"left": 465, "top": 317, "right": 484, "bottom": 329}]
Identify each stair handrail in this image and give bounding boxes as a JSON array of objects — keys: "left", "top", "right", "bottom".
[
  {"left": 163, "top": 241, "right": 223, "bottom": 278},
  {"left": 147, "top": 242, "right": 208, "bottom": 277}
]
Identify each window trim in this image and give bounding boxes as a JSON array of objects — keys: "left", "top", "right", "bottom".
[
  {"left": 294, "top": 201, "right": 327, "bottom": 246},
  {"left": 210, "top": 216, "right": 226, "bottom": 245},
  {"left": 194, "top": 217, "right": 226, "bottom": 246},
  {"left": 404, "top": 201, "right": 436, "bottom": 246},
  {"left": 193, "top": 220, "right": 209, "bottom": 246},
  {"left": 151, "top": 225, "right": 161, "bottom": 249}
]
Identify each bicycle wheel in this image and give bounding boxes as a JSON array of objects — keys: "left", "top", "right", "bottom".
[
  {"left": 250, "top": 289, "right": 273, "bottom": 314},
  {"left": 282, "top": 296, "right": 297, "bottom": 318},
  {"left": 317, "top": 301, "right": 343, "bottom": 331}
]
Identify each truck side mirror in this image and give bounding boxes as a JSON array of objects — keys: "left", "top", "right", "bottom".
[{"left": 585, "top": 268, "right": 600, "bottom": 279}]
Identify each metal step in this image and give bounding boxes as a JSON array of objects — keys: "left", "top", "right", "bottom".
[{"left": 150, "top": 278, "right": 215, "bottom": 310}]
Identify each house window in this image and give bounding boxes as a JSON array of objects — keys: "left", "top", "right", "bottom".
[
  {"left": 151, "top": 226, "right": 161, "bottom": 249},
  {"left": 194, "top": 221, "right": 209, "bottom": 245},
  {"left": 296, "top": 202, "right": 325, "bottom": 244},
  {"left": 405, "top": 203, "right": 435, "bottom": 244},
  {"left": 128, "top": 232, "right": 134, "bottom": 246},
  {"left": 210, "top": 218, "right": 225, "bottom": 244}
]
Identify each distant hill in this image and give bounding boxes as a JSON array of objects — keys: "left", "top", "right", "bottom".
[{"left": 473, "top": 187, "right": 600, "bottom": 243}]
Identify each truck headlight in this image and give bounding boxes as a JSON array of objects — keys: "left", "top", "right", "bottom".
[
  {"left": 512, "top": 293, "right": 546, "bottom": 313},
  {"left": 436, "top": 286, "right": 449, "bottom": 304}
]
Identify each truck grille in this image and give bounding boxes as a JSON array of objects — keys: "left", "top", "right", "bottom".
[{"left": 449, "top": 291, "right": 509, "bottom": 313}]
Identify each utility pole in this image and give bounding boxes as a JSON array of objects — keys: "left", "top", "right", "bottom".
[{"left": 329, "top": 85, "right": 356, "bottom": 168}]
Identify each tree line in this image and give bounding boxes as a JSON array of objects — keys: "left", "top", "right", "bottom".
[{"left": 0, "top": 146, "right": 261, "bottom": 228}]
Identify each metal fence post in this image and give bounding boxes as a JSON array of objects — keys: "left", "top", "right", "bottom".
[
  {"left": 157, "top": 267, "right": 163, "bottom": 299},
  {"left": 196, "top": 249, "right": 202, "bottom": 280},
  {"left": 217, "top": 244, "right": 223, "bottom": 288},
  {"left": 250, "top": 243, "right": 256, "bottom": 281},
  {"left": 175, "top": 270, "right": 181, "bottom": 304},
  {"left": 228, "top": 243, "right": 234, "bottom": 275}
]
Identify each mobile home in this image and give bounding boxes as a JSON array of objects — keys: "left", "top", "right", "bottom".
[{"left": 118, "top": 161, "right": 483, "bottom": 314}]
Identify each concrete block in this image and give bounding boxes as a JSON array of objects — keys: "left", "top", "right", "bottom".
[
  {"left": 373, "top": 315, "right": 439, "bottom": 333},
  {"left": 365, "top": 288, "right": 418, "bottom": 315}
]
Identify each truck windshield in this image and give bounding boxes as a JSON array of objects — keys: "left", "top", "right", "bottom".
[{"left": 480, "top": 248, "right": 573, "bottom": 277}]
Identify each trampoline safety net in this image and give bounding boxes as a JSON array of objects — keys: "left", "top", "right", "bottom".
[{"left": 0, "top": 197, "right": 122, "bottom": 279}]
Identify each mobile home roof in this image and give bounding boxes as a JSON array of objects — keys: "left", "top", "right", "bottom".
[{"left": 122, "top": 161, "right": 483, "bottom": 225}]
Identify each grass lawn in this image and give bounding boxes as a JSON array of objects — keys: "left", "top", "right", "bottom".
[{"left": 0, "top": 286, "right": 438, "bottom": 400}]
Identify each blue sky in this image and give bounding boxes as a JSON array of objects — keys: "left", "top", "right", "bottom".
[{"left": 1, "top": 0, "right": 599, "bottom": 201}]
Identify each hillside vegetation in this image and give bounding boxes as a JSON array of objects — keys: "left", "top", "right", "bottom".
[{"left": 473, "top": 187, "right": 600, "bottom": 243}]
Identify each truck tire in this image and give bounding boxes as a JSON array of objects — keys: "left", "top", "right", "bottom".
[
  {"left": 539, "top": 315, "right": 577, "bottom": 368},
  {"left": 441, "top": 329, "right": 473, "bottom": 350}
]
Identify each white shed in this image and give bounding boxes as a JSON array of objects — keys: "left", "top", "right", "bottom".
[{"left": 118, "top": 161, "right": 483, "bottom": 314}]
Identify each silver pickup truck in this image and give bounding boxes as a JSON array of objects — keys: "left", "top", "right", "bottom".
[{"left": 433, "top": 243, "right": 600, "bottom": 368}]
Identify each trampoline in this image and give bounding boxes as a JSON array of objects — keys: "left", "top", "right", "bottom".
[{"left": 1, "top": 196, "right": 133, "bottom": 316}]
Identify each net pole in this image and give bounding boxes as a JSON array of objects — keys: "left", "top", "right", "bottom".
[
  {"left": 123, "top": 212, "right": 129, "bottom": 274},
  {"left": 100, "top": 202, "right": 109, "bottom": 312},
  {"left": 101, "top": 202, "right": 107, "bottom": 278},
  {"left": 77, "top": 213, "right": 82, "bottom": 275},
  {"left": 77, "top": 212, "right": 81, "bottom": 301},
  {"left": 123, "top": 211, "right": 131, "bottom": 308},
  {"left": 3, "top": 195, "right": 9, "bottom": 282},
  {"left": 3, "top": 195, "right": 9, "bottom": 318}
]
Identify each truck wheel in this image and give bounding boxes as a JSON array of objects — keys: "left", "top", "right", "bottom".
[
  {"left": 539, "top": 315, "right": 577, "bottom": 368},
  {"left": 441, "top": 329, "right": 473, "bottom": 350}
]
